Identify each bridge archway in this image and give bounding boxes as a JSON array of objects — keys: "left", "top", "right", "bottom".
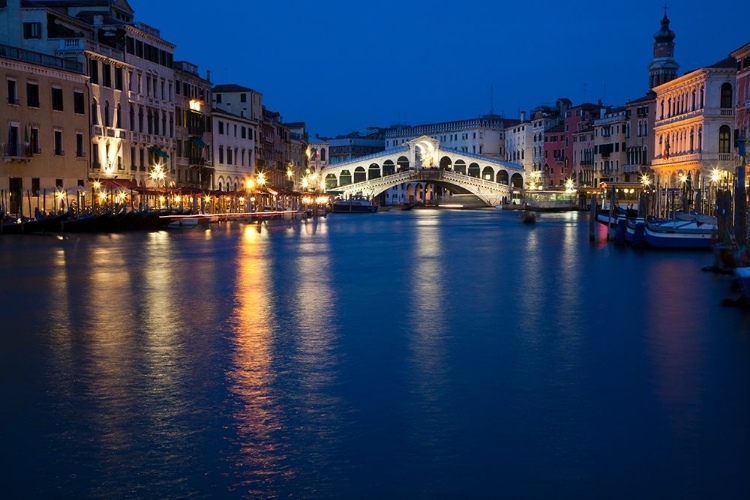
[
  {"left": 468, "top": 162, "right": 480, "bottom": 178},
  {"left": 497, "top": 170, "right": 509, "bottom": 184},
  {"left": 368, "top": 163, "right": 381, "bottom": 179},
  {"left": 384, "top": 160, "right": 395, "bottom": 176},
  {"left": 397, "top": 156, "right": 410, "bottom": 172},
  {"left": 455, "top": 159, "right": 466, "bottom": 175},
  {"left": 353, "top": 167, "right": 366, "bottom": 183},
  {"left": 511, "top": 173, "right": 524, "bottom": 188}
]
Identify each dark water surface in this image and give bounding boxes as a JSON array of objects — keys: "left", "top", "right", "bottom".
[{"left": 1, "top": 210, "right": 749, "bottom": 499}]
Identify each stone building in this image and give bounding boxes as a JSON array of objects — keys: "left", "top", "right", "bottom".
[
  {"left": 1, "top": 43, "right": 89, "bottom": 215},
  {"left": 174, "top": 61, "right": 212, "bottom": 190}
]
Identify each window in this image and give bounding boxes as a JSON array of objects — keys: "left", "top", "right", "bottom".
[
  {"left": 112, "top": 68, "right": 122, "bottom": 91},
  {"left": 227, "top": 148, "right": 233, "bottom": 165},
  {"left": 240, "top": 93, "right": 247, "bottom": 103},
  {"left": 74, "top": 90, "right": 84, "bottom": 114},
  {"left": 7, "top": 79, "right": 18, "bottom": 104},
  {"left": 129, "top": 105, "right": 135, "bottom": 131},
  {"left": 54, "top": 130, "right": 63, "bottom": 156},
  {"left": 23, "top": 22, "right": 41, "bottom": 39},
  {"left": 218, "top": 121, "right": 224, "bottom": 134},
  {"left": 91, "top": 99, "right": 99, "bottom": 125},
  {"left": 27, "top": 82, "right": 39, "bottom": 107},
  {"left": 104, "top": 101, "right": 110, "bottom": 127},
  {"left": 92, "top": 143, "right": 99, "bottom": 167},
  {"left": 89, "top": 59, "right": 99, "bottom": 84},
  {"left": 116, "top": 104, "right": 122, "bottom": 128},
  {"left": 719, "top": 125, "right": 731, "bottom": 154},
  {"left": 219, "top": 146, "right": 224, "bottom": 164},
  {"left": 30, "top": 128, "right": 39, "bottom": 154},
  {"left": 102, "top": 63, "right": 111, "bottom": 88},
  {"left": 216, "top": 93, "right": 222, "bottom": 104},
  {"left": 51, "top": 87, "right": 63, "bottom": 111},
  {"left": 32, "top": 178, "right": 40, "bottom": 196},
  {"left": 721, "top": 83, "right": 733, "bottom": 109},
  {"left": 76, "top": 133, "right": 84, "bottom": 157}
]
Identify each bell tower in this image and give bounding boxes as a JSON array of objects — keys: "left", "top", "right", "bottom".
[{"left": 648, "top": 7, "right": 679, "bottom": 89}]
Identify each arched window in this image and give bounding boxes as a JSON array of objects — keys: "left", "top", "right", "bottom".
[
  {"left": 129, "top": 105, "right": 134, "bottom": 131},
  {"left": 720, "top": 83, "right": 733, "bottom": 109},
  {"left": 719, "top": 125, "right": 731, "bottom": 154},
  {"left": 104, "top": 101, "right": 110, "bottom": 127},
  {"left": 116, "top": 104, "right": 122, "bottom": 128}
]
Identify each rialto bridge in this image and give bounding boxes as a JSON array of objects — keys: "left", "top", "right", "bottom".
[{"left": 320, "top": 136, "right": 525, "bottom": 206}]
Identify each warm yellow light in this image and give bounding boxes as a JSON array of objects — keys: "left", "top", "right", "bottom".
[
  {"left": 159, "top": 195, "right": 166, "bottom": 204},
  {"left": 98, "top": 192, "right": 107, "bottom": 201},
  {"left": 245, "top": 179, "right": 255, "bottom": 190},
  {"left": 257, "top": 172, "right": 266, "bottom": 186},
  {"left": 239, "top": 196, "right": 245, "bottom": 203},
  {"left": 55, "top": 191, "right": 65, "bottom": 200},
  {"left": 316, "top": 195, "right": 329, "bottom": 204},
  {"left": 174, "top": 195, "right": 182, "bottom": 203},
  {"left": 711, "top": 168, "right": 721, "bottom": 183},
  {"left": 287, "top": 169, "right": 293, "bottom": 179},
  {"left": 205, "top": 195, "right": 211, "bottom": 203},
  {"left": 188, "top": 98, "right": 203, "bottom": 112},
  {"left": 640, "top": 174, "right": 650, "bottom": 187},
  {"left": 301, "top": 177, "right": 309, "bottom": 190},
  {"left": 92, "top": 181, "right": 101, "bottom": 190}
]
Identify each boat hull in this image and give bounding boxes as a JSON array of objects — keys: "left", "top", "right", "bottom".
[{"left": 643, "top": 223, "right": 715, "bottom": 249}]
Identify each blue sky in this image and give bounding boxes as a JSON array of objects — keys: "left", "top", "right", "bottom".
[{"left": 128, "top": 0, "right": 746, "bottom": 138}]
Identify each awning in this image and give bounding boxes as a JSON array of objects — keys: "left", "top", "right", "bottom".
[
  {"left": 150, "top": 147, "right": 169, "bottom": 159},
  {"left": 190, "top": 137, "right": 205, "bottom": 149}
]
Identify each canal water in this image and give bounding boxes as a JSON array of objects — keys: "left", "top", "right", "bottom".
[{"left": 1, "top": 210, "right": 749, "bottom": 499}]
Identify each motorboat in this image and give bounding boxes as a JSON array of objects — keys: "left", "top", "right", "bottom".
[{"left": 331, "top": 197, "right": 378, "bottom": 213}]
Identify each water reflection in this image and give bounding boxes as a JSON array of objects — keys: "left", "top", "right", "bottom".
[
  {"left": 227, "top": 224, "right": 286, "bottom": 495},
  {"left": 642, "top": 258, "right": 705, "bottom": 433}
]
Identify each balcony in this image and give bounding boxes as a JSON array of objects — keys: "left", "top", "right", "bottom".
[
  {"left": 2, "top": 143, "right": 32, "bottom": 161},
  {"left": 55, "top": 38, "right": 124, "bottom": 61}
]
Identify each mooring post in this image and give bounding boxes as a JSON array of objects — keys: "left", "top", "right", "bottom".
[{"left": 590, "top": 194, "right": 597, "bottom": 240}]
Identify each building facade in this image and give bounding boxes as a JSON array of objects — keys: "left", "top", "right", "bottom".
[
  {"left": 651, "top": 57, "right": 737, "bottom": 206},
  {"left": 1, "top": 43, "right": 89, "bottom": 215},
  {"left": 174, "top": 60, "right": 212, "bottom": 190}
]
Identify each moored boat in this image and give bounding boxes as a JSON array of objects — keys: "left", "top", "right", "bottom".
[
  {"left": 331, "top": 197, "right": 378, "bottom": 213},
  {"left": 642, "top": 214, "right": 717, "bottom": 250}
]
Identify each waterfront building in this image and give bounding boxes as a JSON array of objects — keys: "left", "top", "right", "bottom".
[
  {"left": 529, "top": 99, "right": 569, "bottom": 187},
  {"left": 650, "top": 56, "right": 736, "bottom": 206},
  {"left": 505, "top": 112, "right": 533, "bottom": 183},
  {"left": 261, "top": 108, "right": 289, "bottom": 187},
  {"left": 0, "top": 42, "right": 89, "bottom": 215},
  {"left": 623, "top": 95, "right": 655, "bottom": 183},
  {"left": 592, "top": 106, "right": 628, "bottom": 186},
  {"left": 543, "top": 124, "right": 566, "bottom": 187},
  {"left": 286, "top": 121, "right": 309, "bottom": 190},
  {"left": 731, "top": 42, "right": 750, "bottom": 139},
  {"left": 211, "top": 84, "right": 261, "bottom": 182},
  {"left": 210, "top": 107, "right": 256, "bottom": 193},
  {"left": 569, "top": 105, "right": 600, "bottom": 188},
  {"left": 174, "top": 61, "right": 212, "bottom": 190}
]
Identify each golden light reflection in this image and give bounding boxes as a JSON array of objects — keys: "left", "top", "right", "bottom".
[{"left": 228, "top": 224, "right": 283, "bottom": 476}]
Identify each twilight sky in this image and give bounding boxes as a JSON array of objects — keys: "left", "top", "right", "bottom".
[{"left": 128, "top": 0, "right": 746, "bottom": 138}]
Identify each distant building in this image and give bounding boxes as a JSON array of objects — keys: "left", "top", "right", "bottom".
[
  {"left": 543, "top": 124, "right": 566, "bottom": 187},
  {"left": 327, "top": 128, "right": 385, "bottom": 165},
  {"left": 592, "top": 107, "right": 628, "bottom": 186},
  {"left": 623, "top": 95, "right": 655, "bottom": 182},
  {"left": 566, "top": 103, "right": 604, "bottom": 187}
]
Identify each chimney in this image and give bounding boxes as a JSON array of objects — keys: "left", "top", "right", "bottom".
[
  {"left": 206, "top": 69, "right": 211, "bottom": 82},
  {"left": 520, "top": 111, "right": 526, "bottom": 122}
]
